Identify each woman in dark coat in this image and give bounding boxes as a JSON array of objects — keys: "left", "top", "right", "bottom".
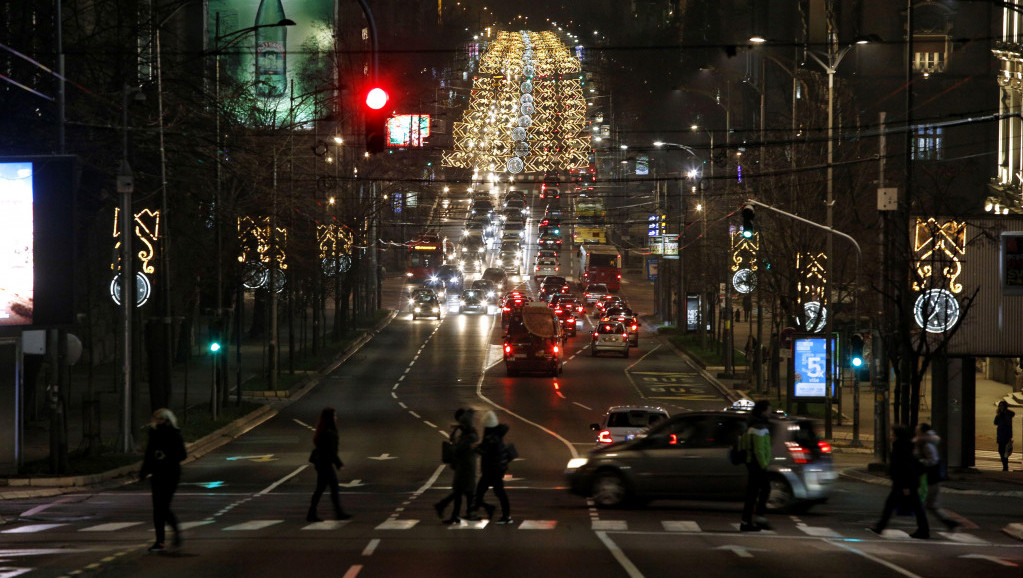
[
  {"left": 869, "top": 423, "right": 929, "bottom": 539},
  {"left": 995, "top": 400, "right": 1015, "bottom": 472},
  {"left": 471, "top": 410, "right": 512, "bottom": 524},
  {"left": 139, "top": 408, "right": 187, "bottom": 552},
  {"left": 307, "top": 407, "right": 351, "bottom": 521},
  {"left": 434, "top": 408, "right": 478, "bottom": 524}
]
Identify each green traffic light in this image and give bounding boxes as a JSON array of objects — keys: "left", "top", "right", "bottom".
[
  {"left": 210, "top": 342, "right": 221, "bottom": 353},
  {"left": 742, "top": 228, "right": 753, "bottom": 239}
]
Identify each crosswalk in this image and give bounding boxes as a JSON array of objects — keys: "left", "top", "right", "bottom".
[{"left": 0, "top": 517, "right": 999, "bottom": 544}]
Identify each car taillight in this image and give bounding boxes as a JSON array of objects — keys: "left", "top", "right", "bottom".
[
  {"left": 786, "top": 441, "right": 811, "bottom": 464},
  {"left": 597, "top": 430, "right": 613, "bottom": 444},
  {"left": 567, "top": 317, "right": 575, "bottom": 323},
  {"left": 592, "top": 332, "right": 599, "bottom": 338},
  {"left": 622, "top": 333, "right": 628, "bottom": 339},
  {"left": 554, "top": 308, "right": 563, "bottom": 314},
  {"left": 553, "top": 345, "right": 560, "bottom": 354},
  {"left": 630, "top": 324, "right": 638, "bottom": 331},
  {"left": 817, "top": 441, "right": 833, "bottom": 454},
  {"left": 504, "top": 344, "right": 512, "bottom": 354},
  {"left": 502, "top": 307, "right": 510, "bottom": 313},
  {"left": 617, "top": 274, "right": 622, "bottom": 279}
]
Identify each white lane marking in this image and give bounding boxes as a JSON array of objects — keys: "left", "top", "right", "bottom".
[
  {"left": 342, "top": 565, "right": 363, "bottom": 578},
  {"left": 555, "top": 390, "right": 566, "bottom": 399},
  {"left": 409, "top": 411, "right": 421, "bottom": 419},
  {"left": 1, "top": 524, "right": 67, "bottom": 534},
  {"left": 518, "top": 520, "right": 557, "bottom": 530},
  {"left": 391, "top": 391, "right": 398, "bottom": 399},
  {"left": 179, "top": 521, "right": 215, "bottom": 530},
  {"left": 572, "top": 401, "right": 592, "bottom": 411},
  {"left": 423, "top": 421, "right": 437, "bottom": 429},
  {"left": 80, "top": 522, "right": 143, "bottom": 532},
  {"left": 361, "top": 539, "right": 380, "bottom": 556},
  {"left": 594, "top": 531, "right": 645, "bottom": 578},
  {"left": 375, "top": 520, "right": 418, "bottom": 530},
  {"left": 398, "top": 402, "right": 407, "bottom": 409},
  {"left": 796, "top": 524, "right": 842, "bottom": 538},
  {"left": 592, "top": 520, "right": 627, "bottom": 531},
  {"left": 293, "top": 418, "right": 314, "bottom": 431},
  {"left": 256, "top": 465, "right": 308, "bottom": 496},
  {"left": 223, "top": 520, "right": 283, "bottom": 531},
  {"left": 828, "top": 540, "right": 926, "bottom": 578},
  {"left": 19, "top": 496, "right": 75, "bottom": 518}
]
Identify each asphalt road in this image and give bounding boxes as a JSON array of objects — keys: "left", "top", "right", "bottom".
[{"left": 1, "top": 192, "right": 1021, "bottom": 578}]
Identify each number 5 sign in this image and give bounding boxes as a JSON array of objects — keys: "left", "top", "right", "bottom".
[{"left": 793, "top": 336, "right": 835, "bottom": 398}]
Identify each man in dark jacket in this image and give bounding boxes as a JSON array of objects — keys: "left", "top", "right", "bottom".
[
  {"left": 471, "top": 410, "right": 513, "bottom": 524},
  {"left": 739, "top": 400, "right": 773, "bottom": 532},
  {"left": 139, "top": 408, "right": 187, "bottom": 552},
  {"left": 870, "top": 424, "right": 930, "bottom": 539},
  {"left": 434, "top": 409, "right": 478, "bottom": 524}
]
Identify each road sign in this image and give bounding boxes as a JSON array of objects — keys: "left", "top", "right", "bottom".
[{"left": 779, "top": 327, "right": 796, "bottom": 349}]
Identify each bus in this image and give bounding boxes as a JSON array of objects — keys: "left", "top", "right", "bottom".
[
  {"left": 579, "top": 244, "right": 621, "bottom": 292},
  {"left": 574, "top": 198, "right": 606, "bottom": 245},
  {"left": 405, "top": 232, "right": 451, "bottom": 285}
]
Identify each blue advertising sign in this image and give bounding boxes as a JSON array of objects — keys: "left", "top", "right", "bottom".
[{"left": 793, "top": 337, "right": 836, "bottom": 398}]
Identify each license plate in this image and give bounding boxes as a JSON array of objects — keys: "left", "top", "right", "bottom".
[{"left": 513, "top": 354, "right": 526, "bottom": 359}]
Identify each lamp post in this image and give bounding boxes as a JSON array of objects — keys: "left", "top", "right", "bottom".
[
  {"left": 212, "top": 14, "right": 296, "bottom": 399},
  {"left": 689, "top": 124, "right": 713, "bottom": 346},
  {"left": 804, "top": 25, "right": 870, "bottom": 438},
  {"left": 653, "top": 141, "right": 696, "bottom": 329}
]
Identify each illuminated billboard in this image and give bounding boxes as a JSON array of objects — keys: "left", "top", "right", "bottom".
[
  {"left": 0, "top": 157, "right": 75, "bottom": 330},
  {"left": 387, "top": 115, "right": 431, "bottom": 147},
  {"left": 208, "top": 0, "right": 335, "bottom": 126}
]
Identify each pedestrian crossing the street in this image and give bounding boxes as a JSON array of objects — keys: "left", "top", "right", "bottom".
[{"left": 0, "top": 516, "right": 1004, "bottom": 545}]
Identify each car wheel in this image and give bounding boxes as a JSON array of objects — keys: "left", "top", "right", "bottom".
[
  {"left": 591, "top": 470, "right": 629, "bottom": 508},
  {"left": 766, "top": 475, "right": 797, "bottom": 512}
]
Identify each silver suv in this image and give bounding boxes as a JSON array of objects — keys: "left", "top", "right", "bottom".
[{"left": 565, "top": 410, "right": 835, "bottom": 511}]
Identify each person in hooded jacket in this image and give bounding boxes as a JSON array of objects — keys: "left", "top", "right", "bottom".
[
  {"left": 914, "top": 423, "right": 959, "bottom": 530},
  {"left": 739, "top": 400, "right": 773, "bottom": 532},
  {"left": 434, "top": 408, "right": 478, "bottom": 524},
  {"left": 870, "top": 424, "right": 930, "bottom": 539},
  {"left": 139, "top": 408, "right": 187, "bottom": 552},
  {"left": 470, "top": 410, "right": 513, "bottom": 524},
  {"left": 307, "top": 407, "right": 352, "bottom": 522}
]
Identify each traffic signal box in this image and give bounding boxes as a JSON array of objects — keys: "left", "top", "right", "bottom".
[
  {"left": 741, "top": 204, "right": 755, "bottom": 238},
  {"left": 364, "top": 87, "right": 390, "bottom": 154}
]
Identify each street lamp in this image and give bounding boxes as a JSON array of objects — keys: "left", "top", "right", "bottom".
[
  {"left": 653, "top": 141, "right": 697, "bottom": 329},
  {"left": 803, "top": 30, "right": 872, "bottom": 438},
  {"left": 212, "top": 14, "right": 295, "bottom": 398}
]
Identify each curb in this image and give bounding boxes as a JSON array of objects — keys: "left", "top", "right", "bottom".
[{"left": 0, "top": 311, "right": 398, "bottom": 501}]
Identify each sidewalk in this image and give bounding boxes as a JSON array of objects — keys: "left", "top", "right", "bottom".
[{"left": 0, "top": 274, "right": 409, "bottom": 500}]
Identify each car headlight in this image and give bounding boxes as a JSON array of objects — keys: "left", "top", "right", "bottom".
[
  {"left": 413, "top": 306, "right": 421, "bottom": 313},
  {"left": 566, "top": 458, "right": 589, "bottom": 470},
  {"left": 478, "top": 247, "right": 485, "bottom": 253},
  {"left": 432, "top": 307, "right": 439, "bottom": 313}
]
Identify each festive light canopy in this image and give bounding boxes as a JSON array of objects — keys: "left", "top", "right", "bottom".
[{"left": 443, "top": 30, "right": 590, "bottom": 174}]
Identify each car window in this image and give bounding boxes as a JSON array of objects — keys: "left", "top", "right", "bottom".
[
  {"left": 608, "top": 410, "right": 661, "bottom": 428},
  {"left": 709, "top": 417, "right": 747, "bottom": 448},
  {"left": 596, "top": 323, "right": 624, "bottom": 334}
]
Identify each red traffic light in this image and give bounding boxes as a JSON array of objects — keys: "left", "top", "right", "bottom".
[{"left": 365, "top": 87, "right": 389, "bottom": 110}]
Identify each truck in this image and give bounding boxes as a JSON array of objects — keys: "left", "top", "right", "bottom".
[
  {"left": 574, "top": 198, "right": 606, "bottom": 245},
  {"left": 503, "top": 303, "right": 564, "bottom": 377}
]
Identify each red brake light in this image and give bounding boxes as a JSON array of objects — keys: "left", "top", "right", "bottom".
[
  {"left": 553, "top": 345, "right": 559, "bottom": 354},
  {"left": 786, "top": 441, "right": 810, "bottom": 464},
  {"left": 597, "top": 430, "right": 613, "bottom": 444},
  {"left": 504, "top": 344, "right": 512, "bottom": 353},
  {"left": 617, "top": 274, "right": 622, "bottom": 279},
  {"left": 622, "top": 333, "right": 628, "bottom": 339},
  {"left": 592, "top": 332, "right": 599, "bottom": 338},
  {"left": 817, "top": 441, "right": 833, "bottom": 454}
]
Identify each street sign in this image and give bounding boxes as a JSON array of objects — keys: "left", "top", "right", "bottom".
[
  {"left": 792, "top": 336, "right": 836, "bottom": 398},
  {"left": 779, "top": 326, "right": 796, "bottom": 348}
]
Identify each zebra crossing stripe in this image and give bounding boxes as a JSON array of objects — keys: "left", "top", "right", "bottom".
[
  {"left": 797, "top": 525, "right": 843, "bottom": 538},
  {"left": 1, "top": 524, "right": 67, "bottom": 534},
  {"left": 80, "top": 522, "right": 143, "bottom": 532},
  {"left": 592, "top": 520, "right": 627, "bottom": 531},
  {"left": 223, "top": 520, "right": 283, "bottom": 531},
  {"left": 375, "top": 519, "right": 418, "bottom": 530},
  {"left": 518, "top": 520, "right": 556, "bottom": 530},
  {"left": 302, "top": 520, "right": 350, "bottom": 530},
  {"left": 662, "top": 521, "right": 700, "bottom": 532}
]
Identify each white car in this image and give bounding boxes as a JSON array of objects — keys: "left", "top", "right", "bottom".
[
  {"left": 591, "top": 406, "right": 670, "bottom": 445},
  {"left": 590, "top": 321, "right": 630, "bottom": 357},
  {"left": 534, "top": 257, "right": 559, "bottom": 280}
]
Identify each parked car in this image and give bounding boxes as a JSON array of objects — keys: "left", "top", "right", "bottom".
[
  {"left": 591, "top": 406, "right": 670, "bottom": 445},
  {"left": 565, "top": 410, "right": 836, "bottom": 511},
  {"left": 590, "top": 321, "right": 630, "bottom": 357}
]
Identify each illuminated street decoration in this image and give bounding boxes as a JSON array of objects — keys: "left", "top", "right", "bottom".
[
  {"left": 912, "top": 218, "right": 966, "bottom": 333},
  {"left": 730, "top": 230, "right": 758, "bottom": 293},
  {"left": 110, "top": 208, "right": 159, "bottom": 306},
  {"left": 238, "top": 216, "right": 287, "bottom": 290},
  {"left": 444, "top": 30, "right": 589, "bottom": 174},
  {"left": 112, "top": 208, "right": 160, "bottom": 274},
  {"left": 317, "top": 223, "right": 354, "bottom": 275},
  {"left": 797, "top": 252, "right": 827, "bottom": 333}
]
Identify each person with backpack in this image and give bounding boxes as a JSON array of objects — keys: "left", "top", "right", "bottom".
[
  {"left": 434, "top": 408, "right": 478, "bottom": 524},
  {"left": 307, "top": 407, "right": 352, "bottom": 522},
  {"left": 139, "top": 408, "right": 187, "bottom": 552},
  {"left": 738, "top": 400, "right": 773, "bottom": 532},
  {"left": 914, "top": 423, "right": 959, "bottom": 530},
  {"left": 470, "top": 410, "right": 513, "bottom": 524},
  {"left": 869, "top": 423, "right": 930, "bottom": 539}
]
